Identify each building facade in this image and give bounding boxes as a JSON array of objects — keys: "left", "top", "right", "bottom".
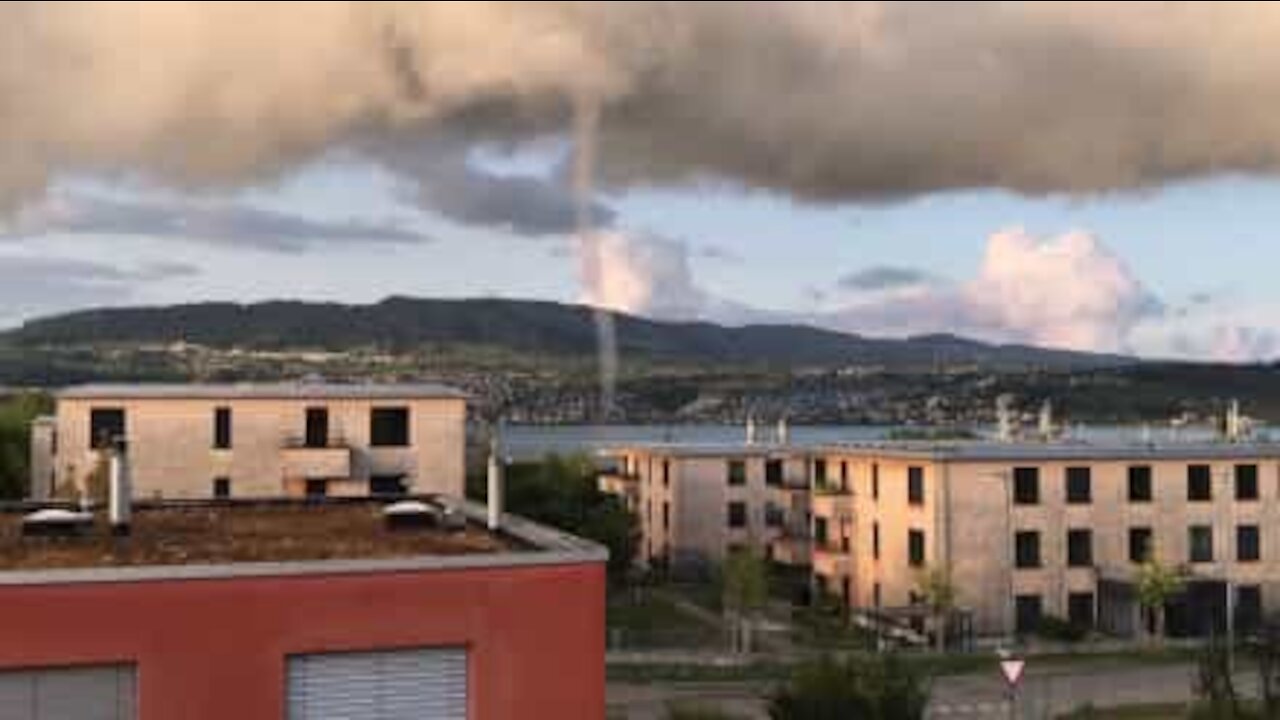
[
  {"left": 0, "top": 499, "right": 606, "bottom": 720},
  {"left": 33, "top": 383, "right": 467, "bottom": 501},
  {"left": 604, "top": 440, "right": 1280, "bottom": 640}
]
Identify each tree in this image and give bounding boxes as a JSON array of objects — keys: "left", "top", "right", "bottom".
[
  {"left": 915, "top": 566, "right": 957, "bottom": 651},
  {"left": 769, "top": 654, "right": 929, "bottom": 720},
  {"left": 721, "top": 547, "right": 769, "bottom": 654},
  {"left": 1136, "top": 555, "right": 1184, "bottom": 643},
  {"left": 0, "top": 392, "right": 53, "bottom": 499},
  {"left": 1194, "top": 633, "right": 1242, "bottom": 719},
  {"left": 472, "top": 453, "right": 639, "bottom": 584}
]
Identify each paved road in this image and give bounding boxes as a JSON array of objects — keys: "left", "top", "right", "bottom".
[{"left": 607, "top": 661, "right": 1261, "bottom": 719}]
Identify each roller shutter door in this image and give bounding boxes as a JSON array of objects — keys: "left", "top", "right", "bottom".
[
  {"left": 0, "top": 664, "right": 136, "bottom": 720},
  {"left": 287, "top": 647, "right": 467, "bottom": 720}
]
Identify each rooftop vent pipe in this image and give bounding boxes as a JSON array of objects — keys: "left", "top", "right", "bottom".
[
  {"left": 487, "top": 420, "right": 505, "bottom": 531},
  {"left": 745, "top": 415, "right": 757, "bottom": 446},
  {"left": 108, "top": 443, "right": 131, "bottom": 536}
]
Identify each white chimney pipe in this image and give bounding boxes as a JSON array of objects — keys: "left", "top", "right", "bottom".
[
  {"left": 109, "top": 444, "right": 131, "bottom": 535},
  {"left": 777, "top": 417, "right": 790, "bottom": 445},
  {"left": 745, "top": 415, "right": 756, "bottom": 446},
  {"left": 487, "top": 422, "right": 505, "bottom": 531}
]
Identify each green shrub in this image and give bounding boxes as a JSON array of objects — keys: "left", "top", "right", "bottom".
[{"left": 1036, "top": 614, "right": 1088, "bottom": 643}]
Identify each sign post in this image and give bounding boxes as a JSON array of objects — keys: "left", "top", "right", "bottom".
[{"left": 998, "top": 648, "right": 1025, "bottom": 720}]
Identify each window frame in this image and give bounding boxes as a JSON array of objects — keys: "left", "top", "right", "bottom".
[
  {"left": 1013, "top": 466, "right": 1040, "bottom": 505},
  {"left": 907, "top": 466, "right": 925, "bottom": 506},
  {"left": 1014, "top": 530, "right": 1042, "bottom": 569},
  {"left": 1188, "top": 525, "right": 1214, "bottom": 563},
  {"left": 1128, "top": 465, "right": 1153, "bottom": 503},
  {"left": 1065, "top": 466, "right": 1092, "bottom": 504},
  {"left": 727, "top": 501, "right": 748, "bottom": 529},
  {"left": 213, "top": 406, "right": 232, "bottom": 450},
  {"left": 369, "top": 406, "right": 411, "bottom": 448},
  {"left": 1067, "top": 528, "right": 1093, "bottom": 567},
  {"left": 1187, "top": 464, "right": 1213, "bottom": 502}
]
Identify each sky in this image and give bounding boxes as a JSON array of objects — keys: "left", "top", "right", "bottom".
[{"left": 3, "top": 2, "right": 1280, "bottom": 362}]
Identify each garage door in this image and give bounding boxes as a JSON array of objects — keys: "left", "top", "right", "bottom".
[
  {"left": 287, "top": 647, "right": 467, "bottom": 720},
  {"left": 0, "top": 664, "right": 136, "bottom": 720}
]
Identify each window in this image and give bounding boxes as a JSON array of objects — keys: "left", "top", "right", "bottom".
[
  {"left": 841, "top": 534, "right": 850, "bottom": 553},
  {"left": 664, "top": 501, "right": 672, "bottom": 531},
  {"left": 872, "top": 463, "right": 880, "bottom": 500},
  {"left": 1129, "top": 527, "right": 1153, "bottom": 563},
  {"left": 1236, "top": 464, "right": 1259, "bottom": 501},
  {"left": 1188, "top": 464, "right": 1212, "bottom": 501},
  {"left": 873, "top": 582, "right": 882, "bottom": 608},
  {"left": 1189, "top": 525, "right": 1214, "bottom": 563},
  {"left": 1128, "top": 465, "right": 1153, "bottom": 502},
  {"left": 872, "top": 522, "right": 880, "bottom": 560},
  {"left": 305, "top": 479, "right": 328, "bottom": 499},
  {"left": 1238, "top": 524, "right": 1261, "bottom": 562},
  {"left": 662, "top": 460, "right": 671, "bottom": 488},
  {"left": 370, "top": 407, "right": 410, "bottom": 447},
  {"left": 1015, "top": 531, "right": 1041, "bottom": 569},
  {"left": 0, "top": 664, "right": 138, "bottom": 720},
  {"left": 1238, "top": 586, "right": 1263, "bottom": 635},
  {"left": 907, "top": 466, "right": 925, "bottom": 505},
  {"left": 764, "top": 502, "right": 783, "bottom": 528},
  {"left": 213, "top": 407, "right": 232, "bottom": 449},
  {"left": 1015, "top": 595, "right": 1043, "bottom": 635},
  {"left": 1067, "top": 528, "right": 1093, "bottom": 567},
  {"left": 813, "top": 459, "right": 827, "bottom": 487},
  {"left": 815, "top": 517, "right": 829, "bottom": 546},
  {"left": 370, "top": 475, "right": 406, "bottom": 496},
  {"left": 1013, "top": 467, "right": 1039, "bottom": 505},
  {"left": 1066, "top": 467, "right": 1091, "bottom": 504},
  {"left": 840, "top": 460, "right": 849, "bottom": 489},
  {"left": 213, "top": 476, "right": 231, "bottom": 499},
  {"left": 908, "top": 529, "right": 926, "bottom": 567},
  {"left": 727, "top": 501, "right": 747, "bottom": 528},
  {"left": 305, "top": 407, "right": 329, "bottom": 448},
  {"left": 1068, "top": 592, "right": 1095, "bottom": 629},
  {"left": 89, "top": 408, "right": 125, "bottom": 449},
  {"left": 727, "top": 460, "right": 746, "bottom": 486},
  {"left": 764, "top": 459, "right": 782, "bottom": 487}
]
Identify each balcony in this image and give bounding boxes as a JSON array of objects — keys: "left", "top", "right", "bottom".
[
  {"left": 813, "top": 543, "right": 852, "bottom": 578},
  {"left": 770, "top": 534, "right": 813, "bottom": 566},
  {"left": 281, "top": 442, "right": 353, "bottom": 479},
  {"left": 811, "top": 491, "right": 852, "bottom": 522}
]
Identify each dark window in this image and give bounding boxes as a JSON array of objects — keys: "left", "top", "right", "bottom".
[
  {"left": 664, "top": 502, "right": 671, "bottom": 530},
  {"left": 89, "top": 408, "right": 125, "bottom": 449},
  {"left": 1013, "top": 467, "right": 1039, "bottom": 505},
  {"left": 213, "top": 407, "right": 232, "bottom": 450},
  {"left": 872, "top": 463, "right": 880, "bottom": 500},
  {"left": 370, "top": 475, "right": 406, "bottom": 496},
  {"left": 1188, "top": 464, "right": 1212, "bottom": 501},
  {"left": 813, "top": 459, "right": 827, "bottom": 487},
  {"left": 765, "top": 459, "right": 783, "bottom": 487},
  {"left": 1128, "top": 466, "right": 1153, "bottom": 502},
  {"left": 370, "top": 407, "right": 410, "bottom": 447},
  {"left": 908, "top": 466, "right": 925, "bottom": 505},
  {"left": 1015, "top": 595, "right": 1043, "bottom": 635},
  {"left": 305, "top": 479, "right": 328, "bottom": 499},
  {"left": 1068, "top": 592, "right": 1095, "bottom": 629},
  {"left": 1236, "top": 464, "right": 1259, "bottom": 501},
  {"left": 1015, "top": 531, "right": 1041, "bottom": 569},
  {"left": 1067, "top": 528, "right": 1093, "bottom": 567},
  {"left": 872, "top": 522, "right": 881, "bottom": 560},
  {"left": 1130, "top": 527, "right": 1153, "bottom": 563},
  {"left": 1238, "top": 586, "right": 1263, "bottom": 635},
  {"left": 728, "top": 501, "right": 747, "bottom": 528},
  {"left": 1238, "top": 524, "right": 1261, "bottom": 562},
  {"left": 305, "top": 408, "right": 329, "bottom": 448},
  {"left": 727, "top": 460, "right": 746, "bottom": 486},
  {"left": 841, "top": 535, "right": 850, "bottom": 553},
  {"left": 764, "top": 502, "right": 782, "bottom": 528},
  {"left": 873, "top": 582, "right": 882, "bottom": 608},
  {"left": 212, "top": 476, "right": 231, "bottom": 499},
  {"left": 1189, "top": 525, "right": 1214, "bottom": 563},
  {"left": 840, "top": 461, "right": 849, "bottom": 489},
  {"left": 908, "top": 529, "right": 926, "bottom": 567},
  {"left": 1066, "top": 467, "right": 1092, "bottom": 504},
  {"left": 662, "top": 459, "right": 671, "bottom": 488},
  {"left": 815, "top": 517, "right": 829, "bottom": 546}
]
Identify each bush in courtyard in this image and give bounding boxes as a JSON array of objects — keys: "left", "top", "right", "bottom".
[
  {"left": 768, "top": 654, "right": 929, "bottom": 720},
  {"left": 1035, "top": 614, "right": 1088, "bottom": 643}
]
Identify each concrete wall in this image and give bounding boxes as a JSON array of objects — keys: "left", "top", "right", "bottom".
[
  {"left": 0, "top": 561, "right": 605, "bottom": 720},
  {"left": 50, "top": 396, "right": 466, "bottom": 500}
]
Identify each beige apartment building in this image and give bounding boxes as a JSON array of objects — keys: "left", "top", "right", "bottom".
[
  {"left": 603, "top": 439, "right": 1280, "bottom": 640},
  {"left": 31, "top": 383, "right": 467, "bottom": 501}
]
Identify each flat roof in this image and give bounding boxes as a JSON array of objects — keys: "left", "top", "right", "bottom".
[
  {"left": 57, "top": 382, "right": 467, "bottom": 401},
  {"left": 604, "top": 439, "right": 1280, "bottom": 462},
  {"left": 0, "top": 497, "right": 605, "bottom": 584}
]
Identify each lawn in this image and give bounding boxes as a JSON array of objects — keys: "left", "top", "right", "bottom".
[{"left": 608, "top": 589, "right": 725, "bottom": 650}]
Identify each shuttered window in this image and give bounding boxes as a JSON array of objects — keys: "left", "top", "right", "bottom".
[
  {"left": 0, "top": 664, "right": 136, "bottom": 720},
  {"left": 287, "top": 647, "right": 467, "bottom": 720}
]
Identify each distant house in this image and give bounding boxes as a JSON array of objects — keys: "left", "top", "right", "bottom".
[{"left": 31, "top": 383, "right": 467, "bottom": 501}]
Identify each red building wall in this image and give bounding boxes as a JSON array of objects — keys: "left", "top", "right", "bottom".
[{"left": 0, "top": 562, "right": 605, "bottom": 719}]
